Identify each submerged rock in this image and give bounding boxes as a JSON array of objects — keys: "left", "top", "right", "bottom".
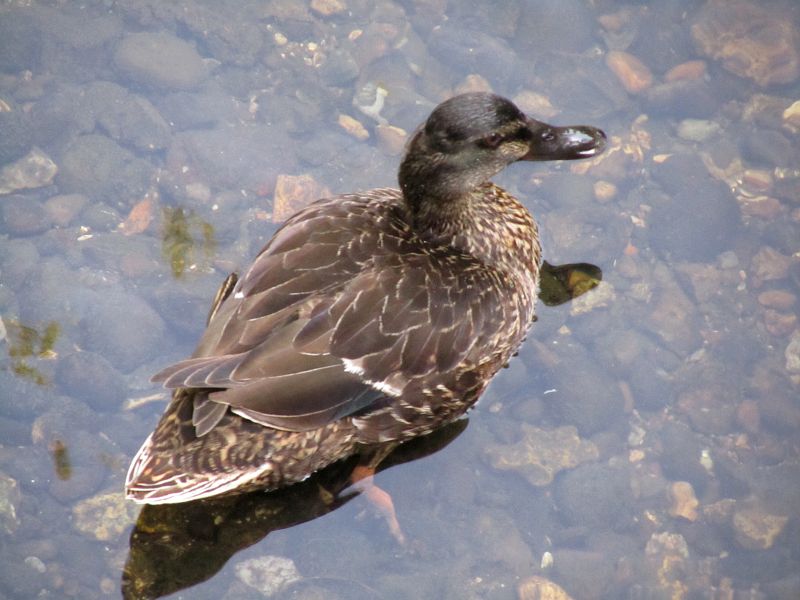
[
  {"left": 648, "top": 153, "right": 742, "bottom": 262},
  {"left": 518, "top": 575, "right": 574, "bottom": 600},
  {"left": 57, "top": 134, "right": 153, "bottom": 205},
  {"left": 72, "top": 491, "right": 139, "bottom": 541},
  {"left": 114, "top": 31, "right": 208, "bottom": 91},
  {"left": 0, "top": 147, "right": 57, "bottom": 195},
  {"left": 733, "top": 504, "right": 789, "bottom": 550},
  {"left": 486, "top": 424, "right": 598, "bottom": 487},
  {"left": 235, "top": 555, "right": 301, "bottom": 597},
  {"left": 0, "top": 472, "right": 21, "bottom": 535},
  {"left": 692, "top": 0, "right": 800, "bottom": 87},
  {"left": 555, "top": 463, "right": 633, "bottom": 529}
]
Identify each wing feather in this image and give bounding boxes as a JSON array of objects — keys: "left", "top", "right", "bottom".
[{"left": 152, "top": 192, "right": 519, "bottom": 434}]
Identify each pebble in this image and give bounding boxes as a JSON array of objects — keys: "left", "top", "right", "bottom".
[
  {"left": 517, "top": 575, "right": 573, "bottom": 600},
  {"left": 736, "top": 399, "right": 761, "bottom": 434},
  {"left": 677, "top": 118, "right": 720, "bottom": 142},
  {"left": 319, "top": 48, "right": 359, "bottom": 86},
  {"left": 664, "top": 60, "right": 707, "bottom": 82},
  {"left": 158, "top": 87, "right": 238, "bottom": 130},
  {"left": 645, "top": 275, "right": 702, "bottom": 355},
  {"left": 0, "top": 471, "right": 21, "bottom": 534},
  {"left": 593, "top": 180, "right": 617, "bottom": 202},
  {"left": 786, "top": 330, "right": 800, "bottom": 374},
  {"left": 272, "top": 174, "right": 330, "bottom": 223},
  {"left": 0, "top": 11, "right": 42, "bottom": 73},
  {"left": 235, "top": 555, "right": 301, "bottom": 597},
  {"left": 43, "top": 194, "right": 88, "bottom": 227},
  {"left": 606, "top": 50, "right": 653, "bottom": 94},
  {"left": 71, "top": 491, "right": 139, "bottom": 541},
  {"left": 551, "top": 549, "right": 614, "bottom": 600},
  {"left": 750, "top": 246, "right": 794, "bottom": 286},
  {"left": 783, "top": 100, "right": 800, "bottom": 132},
  {"left": 84, "top": 81, "right": 172, "bottom": 152},
  {"left": 742, "top": 195, "right": 783, "bottom": 220},
  {"left": 310, "top": 0, "right": 347, "bottom": 17},
  {"left": 733, "top": 505, "right": 789, "bottom": 550},
  {"left": 513, "top": 90, "right": 559, "bottom": 120},
  {"left": 0, "top": 147, "right": 57, "bottom": 195},
  {"left": 45, "top": 430, "right": 109, "bottom": 502},
  {"left": 114, "top": 32, "right": 208, "bottom": 91},
  {"left": 741, "top": 129, "right": 794, "bottom": 168},
  {"left": 758, "top": 290, "right": 796, "bottom": 310},
  {"left": 627, "top": 4, "right": 696, "bottom": 71},
  {"left": 668, "top": 481, "right": 699, "bottom": 521},
  {"left": 555, "top": 463, "right": 633, "bottom": 529},
  {"left": 375, "top": 124, "right": 407, "bottom": 156},
  {"left": 546, "top": 350, "right": 625, "bottom": 435},
  {"left": 742, "top": 169, "right": 774, "bottom": 194},
  {"left": 23, "top": 556, "right": 46, "bottom": 574},
  {"left": 0, "top": 195, "right": 52, "bottom": 236},
  {"left": 474, "top": 513, "right": 536, "bottom": 574},
  {"left": 648, "top": 154, "right": 742, "bottom": 261},
  {"left": 337, "top": 114, "right": 369, "bottom": 141},
  {"left": 676, "top": 385, "right": 737, "bottom": 434},
  {"left": 643, "top": 531, "right": 689, "bottom": 595},
  {"left": 79, "top": 289, "right": 167, "bottom": 372},
  {"left": 763, "top": 309, "right": 797, "bottom": 337},
  {"left": 454, "top": 74, "right": 492, "bottom": 94},
  {"left": 57, "top": 134, "right": 153, "bottom": 204},
  {"left": 657, "top": 422, "right": 711, "bottom": 491},
  {"left": 485, "top": 424, "right": 598, "bottom": 487},
  {"left": 0, "top": 109, "right": 33, "bottom": 165},
  {"left": 169, "top": 124, "right": 293, "bottom": 193},
  {"left": 645, "top": 78, "right": 721, "bottom": 118},
  {"left": 56, "top": 351, "right": 128, "bottom": 410}
]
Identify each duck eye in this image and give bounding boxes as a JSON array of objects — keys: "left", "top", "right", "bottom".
[{"left": 479, "top": 132, "right": 504, "bottom": 149}]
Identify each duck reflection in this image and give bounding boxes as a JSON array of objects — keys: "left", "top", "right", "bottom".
[{"left": 121, "top": 419, "right": 467, "bottom": 600}]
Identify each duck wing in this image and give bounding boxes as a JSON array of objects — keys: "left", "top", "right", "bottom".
[{"left": 152, "top": 193, "right": 510, "bottom": 434}]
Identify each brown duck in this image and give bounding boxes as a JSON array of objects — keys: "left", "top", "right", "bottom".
[{"left": 126, "top": 92, "right": 606, "bottom": 504}]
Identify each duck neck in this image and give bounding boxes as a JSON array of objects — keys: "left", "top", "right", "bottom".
[{"left": 398, "top": 158, "right": 541, "bottom": 279}]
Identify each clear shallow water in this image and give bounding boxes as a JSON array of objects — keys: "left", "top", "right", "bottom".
[{"left": 1, "top": 1, "right": 799, "bottom": 598}]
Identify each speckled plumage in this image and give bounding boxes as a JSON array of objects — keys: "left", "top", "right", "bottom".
[{"left": 126, "top": 93, "right": 605, "bottom": 504}]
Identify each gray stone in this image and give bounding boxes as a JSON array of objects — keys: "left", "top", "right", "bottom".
[
  {"left": 115, "top": 31, "right": 208, "bottom": 91},
  {"left": 0, "top": 195, "right": 52, "bottom": 236},
  {"left": 57, "top": 351, "right": 128, "bottom": 410},
  {"left": 79, "top": 289, "right": 167, "bottom": 372},
  {"left": 57, "top": 134, "right": 153, "bottom": 205},
  {"left": 0, "top": 10, "right": 42, "bottom": 72},
  {"left": 0, "top": 110, "right": 33, "bottom": 165},
  {"left": 648, "top": 154, "right": 742, "bottom": 261},
  {"left": 84, "top": 81, "right": 172, "bottom": 152},
  {"left": 546, "top": 346, "right": 625, "bottom": 436},
  {"left": 555, "top": 463, "right": 634, "bottom": 530}
]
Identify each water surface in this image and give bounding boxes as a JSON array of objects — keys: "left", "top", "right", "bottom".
[{"left": 1, "top": 1, "right": 799, "bottom": 598}]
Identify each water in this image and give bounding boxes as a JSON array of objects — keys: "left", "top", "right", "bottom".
[{"left": 1, "top": 1, "right": 799, "bottom": 598}]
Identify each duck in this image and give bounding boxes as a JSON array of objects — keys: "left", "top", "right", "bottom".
[{"left": 125, "top": 92, "right": 606, "bottom": 504}]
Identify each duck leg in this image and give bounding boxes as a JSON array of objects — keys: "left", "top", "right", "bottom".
[{"left": 345, "top": 443, "right": 405, "bottom": 544}]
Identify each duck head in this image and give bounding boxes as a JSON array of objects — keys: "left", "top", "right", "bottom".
[{"left": 398, "top": 92, "right": 606, "bottom": 212}]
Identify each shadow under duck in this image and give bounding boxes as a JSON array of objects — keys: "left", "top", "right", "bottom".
[{"left": 126, "top": 92, "right": 606, "bottom": 504}]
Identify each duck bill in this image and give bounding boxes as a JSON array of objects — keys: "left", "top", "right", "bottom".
[{"left": 521, "top": 119, "right": 607, "bottom": 161}]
